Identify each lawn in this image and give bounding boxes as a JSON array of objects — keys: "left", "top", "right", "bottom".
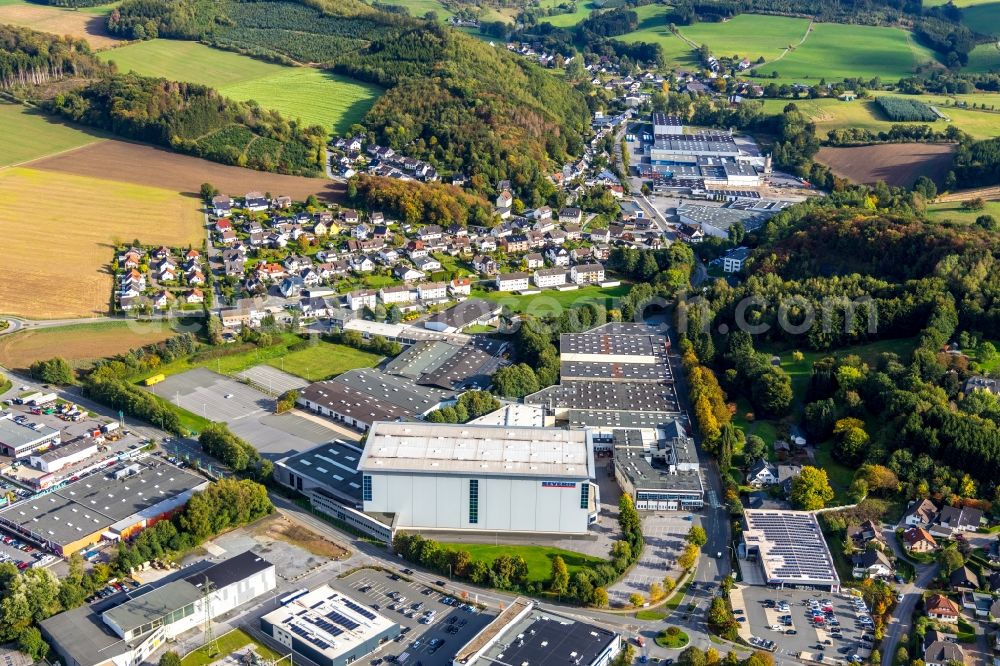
[
  {"left": 180, "top": 628, "right": 283, "bottom": 666},
  {"left": 928, "top": 200, "right": 1000, "bottom": 224},
  {"left": 814, "top": 440, "right": 855, "bottom": 505},
  {"left": 0, "top": 102, "right": 106, "bottom": 167},
  {"left": 636, "top": 609, "right": 668, "bottom": 620},
  {"left": 762, "top": 22, "right": 941, "bottom": 82},
  {"left": 615, "top": 5, "right": 702, "bottom": 69},
  {"left": 265, "top": 342, "right": 382, "bottom": 381},
  {"left": 98, "top": 40, "right": 381, "bottom": 134},
  {"left": 471, "top": 283, "right": 632, "bottom": 315},
  {"left": 655, "top": 628, "right": 690, "bottom": 648},
  {"left": 958, "top": 1, "right": 1000, "bottom": 35},
  {"left": 437, "top": 543, "right": 607, "bottom": 584},
  {"left": 0, "top": 167, "right": 204, "bottom": 319},
  {"left": 377, "top": 0, "right": 453, "bottom": 18},
  {"left": 0, "top": 321, "right": 182, "bottom": 370}
]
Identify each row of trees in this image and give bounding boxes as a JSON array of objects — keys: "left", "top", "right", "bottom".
[
  {"left": 425, "top": 391, "right": 501, "bottom": 424},
  {"left": 199, "top": 423, "right": 272, "bottom": 479}
]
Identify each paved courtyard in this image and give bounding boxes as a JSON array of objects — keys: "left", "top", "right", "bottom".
[
  {"left": 149, "top": 368, "right": 344, "bottom": 458},
  {"left": 236, "top": 365, "right": 310, "bottom": 396}
]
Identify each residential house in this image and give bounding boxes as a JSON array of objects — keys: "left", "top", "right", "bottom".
[
  {"left": 923, "top": 631, "right": 964, "bottom": 666},
  {"left": 347, "top": 290, "right": 377, "bottom": 311},
  {"left": 186, "top": 269, "right": 205, "bottom": 286},
  {"left": 211, "top": 194, "right": 233, "bottom": 217},
  {"left": 257, "top": 262, "right": 286, "bottom": 281},
  {"left": 902, "top": 527, "right": 937, "bottom": 553},
  {"left": 525, "top": 253, "right": 545, "bottom": 269},
  {"left": 119, "top": 249, "right": 142, "bottom": 270},
  {"left": 418, "top": 225, "right": 444, "bottom": 242},
  {"left": 851, "top": 549, "right": 894, "bottom": 579},
  {"left": 350, "top": 255, "right": 375, "bottom": 273},
  {"left": 152, "top": 290, "right": 170, "bottom": 310},
  {"left": 185, "top": 288, "right": 204, "bottom": 304},
  {"left": 723, "top": 247, "right": 751, "bottom": 273},
  {"left": 546, "top": 247, "right": 570, "bottom": 267},
  {"left": 559, "top": 207, "right": 583, "bottom": 225},
  {"left": 950, "top": 566, "right": 979, "bottom": 592},
  {"left": 448, "top": 236, "right": 472, "bottom": 256},
  {"left": 380, "top": 285, "right": 416, "bottom": 305},
  {"left": 563, "top": 223, "right": 582, "bottom": 240},
  {"left": 473, "top": 255, "right": 498, "bottom": 275},
  {"left": 847, "top": 520, "right": 888, "bottom": 550},
  {"left": 991, "top": 599, "right": 1000, "bottom": 623},
  {"left": 964, "top": 375, "right": 1000, "bottom": 396},
  {"left": 279, "top": 276, "right": 305, "bottom": 299},
  {"left": 413, "top": 255, "right": 441, "bottom": 273},
  {"left": 532, "top": 217, "right": 555, "bottom": 234},
  {"left": 496, "top": 272, "right": 530, "bottom": 292},
  {"left": 496, "top": 190, "right": 513, "bottom": 209},
  {"left": 776, "top": 464, "right": 802, "bottom": 496},
  {"left": 341, "top": 209, "right": 360, "bottom": 225},
  {"left": 393, "top": 265, "right": 425, "bottom": 282},
  {"left": 588, "top": 228, "right": 611, "bottom": 244},
  {"left": 746, "top": 460, "right": 778, "bottom": 488},
  {"left": 284, "top": 254, "right": 311, "bottom": 272},
  {"left": 570, "top": 263, "right": 605, "bottom": 285},
  {"left": 449, "top": 278, "right": 472, "bottom": 298},
  {"left": 476, "top": 237, "right": 497, "bottom": 252},
  {"left": 299, "top": 268, "right": 321, "bottom": 287},
  {"left": 534, "top": 268, "right": 566, "bottom": 289},
  {"left": 961, "top": 591, "right": 993, "bottom": 617},
  {"left": 417, "top": 282, "right": 448, "bottom": 302},
  {"left": 244, "top": 191, "right": 269, "bottom": 212},
  {"left": 534, "top": 206, "right": 553, "bottom": 221},
  {"left": 926, "top": 594, "right": 961, "bottom": 623},
  {"left": 502, "top": 234, "right": 530, "bottom": 253},
  {"left": 902, "top": 499, "right": 938, "bottom": 527},
  {"left": 273, "top": 195, "right": 292, "bottom": 209},
  {"left": 219, "top": 228, "right": 237, "bottom": 244},
  {"left": 938, "top": 505, "right": 984, "bottom": 533},
  {"left": 547, "top": 229, "right": 567, "bottom": 246},
  {"left": 570, "top": 247, "right": 592, "bottom": 264},
  {"left": 352, "top": 222, "right": 371, "bottom": 240},
  {"left": 406, "top": 240, "right": 429, "bottom": 259}
]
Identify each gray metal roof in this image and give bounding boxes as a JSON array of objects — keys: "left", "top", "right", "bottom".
[
  {"left": 525, "top": 381, "right": 680, "bottom": 413},
  {"left": 278, "top": 441, "right": 365, "bottom": 502},
  {"left": 103, "top": 580, "right": 201, "bottom": 633},
  {"left": 0, "top": 417, "right": 60, "bottom": 449},
  {"left": 299, "top": 369, "right": 455, "bottom": 423}
]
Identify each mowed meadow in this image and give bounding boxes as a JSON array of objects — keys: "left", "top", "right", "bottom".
[
  {"left": 0, "top": 102, "right": 106, "bottom": 167},
  {"left": 0, "top": 167, "right": 203, "bottom": 319},
  {"left": 0, "top": 0, "right": 122, "bottom": 49},
  {"left": 98, "top": 40, "right": 382, "bottom": 134},
  {"left": 617, "top": 10, "right": 942, "bottom": 80}
]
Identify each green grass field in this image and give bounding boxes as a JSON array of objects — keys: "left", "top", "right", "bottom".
[
  {"left": 265, "top": 343, "right": 382, "bottom": 381},
  {"left": 538, "top": 0, "right": 599, "bottom": 27},
  {"left": 681, "top": 14, "right": 810, "bottom": 63},
  {"left": 760, "top": 95, "right": 1000, "bottom": 140},
  {"left": 471, "top": 283, "right": 631, "bottom": 314},
  {"left": 0, "top": 102, "right": 105, "bottom": 167},
  {"left": 964, "top": 43, "right": 1000, "bottom": 73},
  {"left": 98, "top": 40, "right": 381, "bottom": 133},
  {"left": 437, "top": 543, "right": 607, "bottom": 584},
  {"left": 378, "top": 0, "right": 453, "bottom": 18},
  {"left": 762, "top": 22, "right": 940, "bottom": 81},
  {"left": 928, "top": 200, "right": 1000, "bottom": 224},
  {"left": 181, "top": 629, "right": 282, "bottom": 666},
  {"left": 616, "top": 5, "right": 702, "bottom": 68}
]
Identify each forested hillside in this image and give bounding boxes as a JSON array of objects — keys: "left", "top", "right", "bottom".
[
  {"left": 0, "top": 25, "right": 103, "bottom": 88},
  {"left": 106, "top": 0, "right": 591, "bottom": 203},
  {"left": 47, "top": 74, "right": 326, "bottom": 175},
  {"left": 682, "top": 187, "right": 1000, "bottom": 497}
]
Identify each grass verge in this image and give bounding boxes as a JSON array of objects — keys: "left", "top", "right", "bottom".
[
  {"left": 436, "top": 543, "right": 607, "bottom": 585},
  {"left": 180, "top": 628, "right": 282, "bottom": 666}
]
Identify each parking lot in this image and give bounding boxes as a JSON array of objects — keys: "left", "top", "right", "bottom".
[
  {"left": 335, "top": 569, "right": 494, "bottom": 666},
  {"left": 734, "top": 586, "right": 876, "bottom": 662}
]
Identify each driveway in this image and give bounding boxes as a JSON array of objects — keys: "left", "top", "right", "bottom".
[{"left": 880, "top": 527, "right": 938, "bottom": 666}]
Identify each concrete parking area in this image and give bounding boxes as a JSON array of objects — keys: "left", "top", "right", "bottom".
[
  {"left": 149, "top": 368, "right": 338, "bottom": 458},
  {"left": 236, "top": 366, "right": 309, "bottom": 397},
  {"left": 334, "top": 569, "right": 495, "bottom": 666},
  {"left": 740, "top": 586, "right": 876, "bottom": 663}
]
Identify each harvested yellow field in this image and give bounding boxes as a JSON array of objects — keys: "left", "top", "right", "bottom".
[
  {"left": 0, "top": 321, "right": 179, "bottom": 370},
  {"left": 0, "top": 167, "right": 203, "bottom": 319},
  {"left": 0, "top": 2, "right": 122, "bottom": 49}
]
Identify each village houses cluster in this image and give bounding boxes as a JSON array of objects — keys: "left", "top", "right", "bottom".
[{"left": 115, "top": 245, "right": 206, "bottom": 313}]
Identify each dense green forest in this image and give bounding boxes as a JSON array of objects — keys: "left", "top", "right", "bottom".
[
  {"left": 105, "top": 0, "right": 591, "bottom": 203},
  {"left": 0, "top": 25, "right": 103, "bottom": 89},
  {"left": 348, "top": 174, "right": 495, "bottom": 226},
  {"left": 682, "top": 186, "right": 1000, "bottom": 498}
]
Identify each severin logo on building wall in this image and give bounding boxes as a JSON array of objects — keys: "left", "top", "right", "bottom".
[{"left": 542, "top": 481, "right": 576, "bottom": 488}]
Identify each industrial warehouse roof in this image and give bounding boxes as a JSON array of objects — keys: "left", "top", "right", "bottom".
[
  {"left": 0, "top": 461, "right": 206, "bottom": 547},
  {"left": 469, "top": 404, "right": 546, "bottom": 428},
  {"left": 261, "top": 584, "right": 397, "bottom": 661},
  {"left": 103, "top": 580, "right": 202, "bottom": 633},
  {"left": 39, "top": 603, "right": 132, "bottom": 666},
  {"left": 359, "top": 422, "right": 593, "bottom": 478},
  {"left": 424, "top": 299, "right": 501, "bottom": 332},
  {"left": 567, "top": 409, "right": 681, "bottom": 429},
  {"left": 743, "top": 510, "right": 840, "bottom": 588},
  {"left": 525, "top": 381, "right": 680, "bottom": 414},
  {"left": 31, "top": 437, "right": 98, "bottom": 463},
  {"left": 0, "top": 416, "right": 59, "bottom": 448},
  {"left": 611, "top": 428, "right": 703, "bottom": 493},
  {"left": 277, "top": 440, "right": 365, "bottom": 502},
  {"left": 561, "top": 360, "right": 671, "bottom": 382},
  {"left": 560, "top": 332, "right": 665, "bottom": 358},
  {"left": 456, "top": 599, "right": 618, "bottom": 666},
  {"left": 383, "top": 339, "right": 499, "bottom": 391},
  {"left": 299, "top": 369, "right": 455, "bottom": 424},
  {"left": 184, "top": 550, "right": 273, "bottom": 591}
]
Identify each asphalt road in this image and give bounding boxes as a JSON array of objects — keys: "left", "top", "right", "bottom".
[{"left": 880, "top": 528, "right": 938, "bottom": 666}]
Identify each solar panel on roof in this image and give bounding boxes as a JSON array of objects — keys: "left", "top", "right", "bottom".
[{"left": 326, "top": 610, "right": 360, "bottom": 630}]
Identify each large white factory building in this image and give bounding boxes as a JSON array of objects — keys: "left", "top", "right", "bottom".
[{"left": 358, "top": 421, "right": 599, "bottom": 535}]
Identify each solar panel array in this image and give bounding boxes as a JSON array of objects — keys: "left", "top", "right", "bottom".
[
  {"left": 313, "top": 618, "right": 345, "bottom": 637},
  {"left": 342, "top": 599, "right": 377, "bottom": 620},
  {"left": 289, "top": 622, "right": 331, "bottom": 651},
  {"left": 326, "top": 609, "right": 360, "bottom": 631},
  {"left": 745, "top": 511, "right": 838, "bottom": 584}
]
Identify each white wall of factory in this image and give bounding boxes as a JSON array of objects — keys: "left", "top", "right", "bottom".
[{"left": 363, "top": 471, "right": 594, "bottom": 534}]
